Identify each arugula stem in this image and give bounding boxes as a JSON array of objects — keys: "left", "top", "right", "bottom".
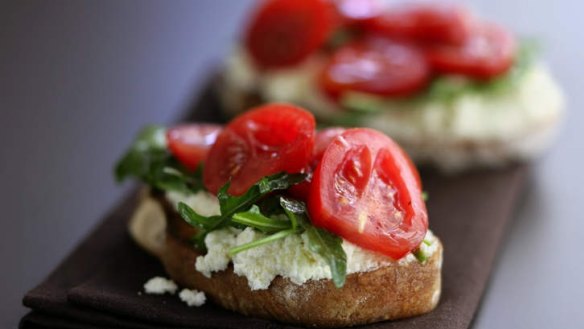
[
  {"left": 413, "top": 248, "right": 428, "bottom": 262},
  {"left": 232, "top": 211, "right": 291, "bottom": 232},
  {"left": 228, "top": 229, "right": 297, "bottom": 256}
]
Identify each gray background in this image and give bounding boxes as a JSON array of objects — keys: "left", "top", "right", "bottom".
[{"left": 1, "top": 0, "right": 582, "bottom": 327}]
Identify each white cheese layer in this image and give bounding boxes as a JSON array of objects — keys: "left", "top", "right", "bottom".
[
  {"left": 221, "top": 48, "right": 564, "bottom": 170},
  {"left": 169, "top": 191, "right": 439, "bottom": 291}
]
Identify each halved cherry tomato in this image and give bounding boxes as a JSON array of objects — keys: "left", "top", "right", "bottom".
[
  {"left": 319, "top": 38, "right": 430, "bottom": 99},
  {"left": 425, "top": 22, "right": 516, "bottom": 79},
  {"left": 364, "top": 3, "right": 472, "bottom": 45},
  {"left": 203, "top": 103, "right": 315, "bottom": 195},
  {"left": 308, "top": 128, "right": 427, "bottom": 259},
  {"left": 166, "top": 124, "right": 222, "bottom": 171},
  {"left": 245, "top": 0, "right": 334, "bottom": 68}
]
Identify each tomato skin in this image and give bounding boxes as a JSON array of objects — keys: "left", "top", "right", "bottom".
[
  {"left": 425, "top": 22, "right": 516, "bottom": 79},
  {"left": 288, "top": 127, "right": 347, "bottom": 201},
  {"left": 203, "top": 103, "right": 315, "bottom": 195},
  {"left": 399, "top": 147, "right": 422, "bottom": 190},
  {"left": 166, "top": 124, "right": 222, "bottom": 171},
  {"left": 245, "top": 0, "right": 335, "bottom": 69},
  {"left": 364, "top": 3, "right": 472, "bottom": 45},
  {"left": 313, "top": 127, "right": 346, "bottom": 165},
  {"left": 308, "top": 128, "right": 427, "bottom": 259},
  {"left": 319, "top": 38, "right": 430, "bottom": 99}
]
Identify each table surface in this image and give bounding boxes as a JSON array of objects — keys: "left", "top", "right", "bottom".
[{"left": 1, "top": 1, "right": 582, "bottom": 328}]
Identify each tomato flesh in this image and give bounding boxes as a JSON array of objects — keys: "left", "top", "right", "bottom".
[
  {"left": 425, "top": 22, "right": 516, "bottom": 79},
  {"left": 166, "top": 124, "right": 222, "bottom": 171},
  {"left": 203, "top": 103, "right": 315, "bottom": 195},
  {"left": 308, "top": 128, "right": 427, "bottom": 259},
  {"left": 319, "top": 38, "right": 430, "bottom": 99},
  {"left": 364, "top": 3, "right": 472, "bottom": 45},
  {"left": 245, "top": 0, "right": 334, "bottom": 68}
]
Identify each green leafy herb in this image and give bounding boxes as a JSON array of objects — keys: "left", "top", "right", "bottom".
[
  {"left": 217, "top": 173, "right": 305, "bottom": 214},
  {"left": 183, "top": 172, "right": 306, "bottom": 232},
  {"left": 280, "top": 197, "right": 304, "bottom": 230},
  {"left": 325, "top": 28, "right": 356, "bottom": 50},
  {"left": 279, "top": 197, "right": 347, "bottom": 288},
  {"left": 303, "top": 222, "right": 347, "bottom": 287},
  {"left": 115, "top": 125, "right": 166, "bottom": 182},
  {"left": 341, "top": 92, "right": 385, "bottom": 114},
  {"left": 328, "top": 109, "right": 370, "bottom": 127},
  {"left": 413, "top": 247, "right": 428, "bottom": 263},
  {"left": 178, "top": 201, "right": 213, "bottom": 229},
  {"left": 178, "top": 172, "right": 306, "bottom": 250},
  {"left": 114, "top": 125, "right": 203, "bottom": 194},
  {"left": 178, "top": 175, "right": 348, "bottom": 288},
  {"left": 413, "top": 239, "right": 433, "bottom": 262},
  {"left": 232, "top": 205, "right": 291, "bottom": 233},
  {"left": 213, "top": 172, "right": 305, "bottom": 230}
]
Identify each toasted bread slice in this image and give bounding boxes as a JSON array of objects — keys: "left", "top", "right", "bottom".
[{"left": 129, "top": 193, "right": 442, "bottom": 328}]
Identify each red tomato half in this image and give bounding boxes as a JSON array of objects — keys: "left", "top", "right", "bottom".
[
  {"left": 308, "top": 128, "right": 427, "bottom": 259},
  {"left": 364, "top": 2, "right": 472, "bottom": 45},
  {"left": 203, "top": 103, "right": 315, "bottom": 195},
  {"left": 425, "top": 22, "right": 516, "bottom": 79},
  {"left": 245, "top": 0, "right": 334, "bottom": 68},
  {"left": 319, "top": 38, "right": 430, "bottom": 99},
  {"left": 166, "top": 124, "right": 222, "bottom": 171}
]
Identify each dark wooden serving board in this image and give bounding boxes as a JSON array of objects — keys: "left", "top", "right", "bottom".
[{"left": 21, "top": 76, "right": 528, "bottom": 329}]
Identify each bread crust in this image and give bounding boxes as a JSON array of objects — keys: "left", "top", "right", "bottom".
[{"left": 131, "top": 193, "right": 443, "bottom": 327}]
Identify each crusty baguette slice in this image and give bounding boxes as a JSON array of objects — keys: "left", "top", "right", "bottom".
[{"left": 129, "top": 193, "right": 443, "bottom": 328}]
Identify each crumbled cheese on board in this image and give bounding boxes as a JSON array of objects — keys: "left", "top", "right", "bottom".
[
  {"left": 143, "top": 276, "right": 177, "bottom": 295},
  {"left": 179, "top": 289, "right": 206, "bottom": 307}
]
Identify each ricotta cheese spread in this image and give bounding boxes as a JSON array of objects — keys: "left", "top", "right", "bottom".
[{"left": 168, "top": 191, "right": 440, "bottom": 291}]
